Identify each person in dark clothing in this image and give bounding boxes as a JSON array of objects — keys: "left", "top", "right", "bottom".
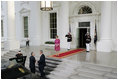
[
  {"left": 16, "top": 51, "right": 23, "bottom": 58},
  {"left": 85, "top": 32, "right": 91, "bottom": 52},
  {"left": 65, "top": 32, "right": 72, "bottom": 50},
  {"left": 29, "top": 52, "right": 36, "bottom": 73},
  {"left": 15, "top": 51, "right": 24, "bottom": 64},
  {"left": 26, "top": 38, "right": 29, "bottom": 47},
  {"left": 94, "top": 29, "right": 97, "bottom": 45},
  {"left": 38, "top": 50, "right": 46, "bottom": 78}
]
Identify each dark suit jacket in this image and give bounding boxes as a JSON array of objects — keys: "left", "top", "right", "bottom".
[
  {"left": 29, "top": 56, "right": 36, "bottom": 68},
  {"left": 38, "top": 54, "right": 46, "bottom": 68}
]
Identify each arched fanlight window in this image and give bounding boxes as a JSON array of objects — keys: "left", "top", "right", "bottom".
[
  {"left": 40, "top": 1, "right": 53, "bottom": 11},
  {"left": 78, "top": 6, "right": 92, "bottom": 14}
]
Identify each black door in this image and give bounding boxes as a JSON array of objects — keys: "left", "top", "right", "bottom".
[{"left": 78, "top": 28, "right": 87, "bottom": 48}]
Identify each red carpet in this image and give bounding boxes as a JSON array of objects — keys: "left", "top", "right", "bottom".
[{"left": 48, "top": 48, "right": 86, "bottom": 59}]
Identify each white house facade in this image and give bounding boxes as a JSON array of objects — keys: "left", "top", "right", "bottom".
[{"left": 1, "top": 1, "right": 117, "bottom": 53}]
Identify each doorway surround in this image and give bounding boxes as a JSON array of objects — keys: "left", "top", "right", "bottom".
[{"left": 69, "top": 2, "right": 100, "bottom": 50}]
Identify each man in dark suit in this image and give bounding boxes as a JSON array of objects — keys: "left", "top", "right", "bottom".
[
  {"left": 29, "top": 52, "right": 36, "bottom": 73},
  {"left": 38, "top": 50, "right": 46, "bottom": 78}
]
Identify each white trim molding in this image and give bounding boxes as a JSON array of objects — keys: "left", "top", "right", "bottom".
[{"left": 73, "top": 2, "right": 99, "bottom": 16}]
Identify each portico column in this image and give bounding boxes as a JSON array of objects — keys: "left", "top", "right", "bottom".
[
  {"left": 97, "top": 1, "right": 112, "bottom": 52},
  {"left": 59, "top": 2, "right": 69, "bottom": 48},
  {"left": 4, "top": 1, "right": 20, "bottom": 50},
  {"left": 29, "top": 2, "right": 41, "bottom": 46}
]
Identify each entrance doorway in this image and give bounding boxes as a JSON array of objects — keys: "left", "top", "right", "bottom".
[
  {"left": 77, "top": 22, "right": 90, "bottom": 48},
  {"left": 79, "top": 28, "right": 87, "bottom": 48}
]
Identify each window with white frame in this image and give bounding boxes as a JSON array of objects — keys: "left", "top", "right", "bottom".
[
  {"left": 50, "top": 13, "right": 57, "bottom": 39},
  {"left": 1, "top": 20, "right": 4, "bottom": 37},
  {"left": 78, "top": 6, "right": 92, "bottom": 14},
  {"left": 23, "top": 16, "right": 28, "bottom": 38},
  {"left": 79, "top": 22, "right": 90, "bottom": 27}
]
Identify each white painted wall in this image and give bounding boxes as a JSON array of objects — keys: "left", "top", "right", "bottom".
[
  {"left": 15, "top": 1, "right": 31, "bottom": 46},
  {"left": 58, "top": 1, "right": 69, "bottom": 49},
  {"left": 111, "top": 1, "right": 117, "bottom": 51},
  {"left": 1, "top": 1, "right": 8, "bottom": 49},
  {"left": 15, "top": 1, "right": 42, "bottom": 46},
  {"left": 29, "top": 1, "right": 42, "bottom": 46},
  {"left": 97, "top": 1, "right": 117, "bottom": 52}
]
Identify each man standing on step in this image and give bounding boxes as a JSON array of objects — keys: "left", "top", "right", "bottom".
[
  {"left": 29, "top": 52, "right": 36, "bottom": 73},
  {"left": 38, "top": 50, "right": 46, "bottom": 78}
]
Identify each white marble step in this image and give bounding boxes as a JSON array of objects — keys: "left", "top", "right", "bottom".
[
  {"left": 1, "top": 58, "right": 9, "bottom": 61},
  {"left": 46, "top": 57, "right": 62, "bottom": 62},
  {"left": 3, "top": 53, "right": 15, "bottom": 56},
  {"left": 69, "top": 75, "right": 91, "bottom": 79},
  {"left": 1, "top": 56, "right": 13, "bottom": 59},
  {"left": 76, "top": 67, "right": 107, "bottom": 76},
  {"left": 83, "top": 64, "right": 113, "bottom": 72},
  {"left": 62, "top": 59, "right": 79, "bottom": 65},
  {"left": 3, "top": 55, "right": 15, "bottom": 58},
  {"left": 50, "top": 72, "right": 69, "bottom": 78},
  {"left": 1, "top": 52, "right": 7, "bottom": 56},
  {"left": 5, "top": 52, "right": 17, "bottom": 55},
  {"left": 45, "top": 60, "right": 60, "bottom": 63},
  {"left": 3, "top": 52, "right": 27, "bottom": 58},
  {"left": 78, "top": 71, "right": 104, "bottom": 79},
  {"left": 50, "top": 70, "right": 72, "bottom": 77},
  {"left": 82, "top": 62, "right": 116, "bottom": 70},
  {"left": 104, "top": 73, "right": 117, "bottom": 79},
  {"left": 111, "top": 68, "right": 117, "bottom": 74},
  {"left": 9, "top": 50, "right": 19, "bottom": 52},
  {"left": 25, "top": 60, "right": 58, "bottom": 67},
  {"left": 3, "top": 52, "right": 16, "bottom": 56},
  {"left": 47, "top": 74, "right": 67, "bottom": 79},
  {"left": 56, "top": 64, "right": 77, "bottom": 69},
  {"left": 55, "top": 68, "right": 75, "bottom": 75},
  {"left": 58, "top": 63, "right": 78, "bottom": 69}
]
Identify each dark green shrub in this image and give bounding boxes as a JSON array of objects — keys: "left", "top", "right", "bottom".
[{"left": 45, "top": 41, "right": 55, "bottom": 44}]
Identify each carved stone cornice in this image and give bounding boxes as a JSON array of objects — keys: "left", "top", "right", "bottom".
[
  {"left": 19, "top": 8, "right": 30, "bottom": 14},
  {"left": 20, "top": 1, "right": 29, "bottom": 6},
  {"left": 69, "top": 13, "right": 100, "bottom": 19}
]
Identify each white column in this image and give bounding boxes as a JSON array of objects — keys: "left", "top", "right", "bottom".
[
  {"left": 97, "top": 1, "right": 112, "bottom": 52},
  {"left": 58, "top": 2, "right": 69, "bottom": 48},
  {"left": 29, "top": 2, "right": 41, "bottom": 46},
  {"left": 4, "top": 1, "right": 20, "bottom": 50},
  {"left": 111, "top": 2, "right": 117, "bottom": 51}
]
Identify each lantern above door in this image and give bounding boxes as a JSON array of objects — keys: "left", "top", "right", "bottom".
[{"left": 40, "top": 1, "right": 53, "bottom": 11}]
